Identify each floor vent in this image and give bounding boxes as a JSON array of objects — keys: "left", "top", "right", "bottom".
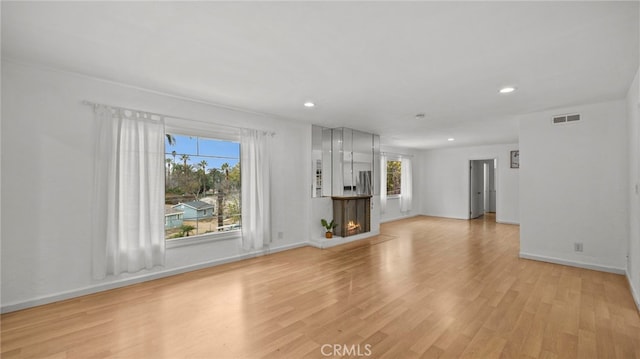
[{"left": 552, "top": 113, "right": 580, "bottom": 125}]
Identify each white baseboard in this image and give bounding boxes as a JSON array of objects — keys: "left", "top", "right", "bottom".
[
  {"left": 1, "top": 242, "right": 308, "bottom": 314},
  {"left": 420, "top": 213, "right": 470, "bottom": 220},
  {"left": 420, "top": 213, "right": 519, "bottom": 224},
  {"left": 626, "top": 270, "right": 640, "bottom": 313},
  {"left": 519, "top": 252, "right": 626, "bottom": 274},
  {"left": 380, "top": 214, "right": 418, "bottom": 224},
  {"left": 496, "top": 220, "right": 520, "bottom": 225},
  {"left": 264, "top": 242, "right": 309, "bottom": 255}
]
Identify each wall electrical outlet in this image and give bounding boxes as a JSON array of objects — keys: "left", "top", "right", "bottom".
[
  {"left": 574, "top": 242, "right": 583, "bottom": 252},
  {"left": 278, "top": 231, "right": 284, "bottom": 239}
]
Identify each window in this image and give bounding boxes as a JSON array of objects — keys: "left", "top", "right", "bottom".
[
  {"left": 386, "top": 160, "right": 402, "bottom": 196},
  {"left": 164, "top": 133, "right": 241, "bottom": 240}
]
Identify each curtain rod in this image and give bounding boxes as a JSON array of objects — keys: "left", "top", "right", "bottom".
[
  {"left": 381, "top": 151, "right": 414, "bottom": 158},
  {"left": 82, "top": 100, "right": 276, "bottom": 136}
]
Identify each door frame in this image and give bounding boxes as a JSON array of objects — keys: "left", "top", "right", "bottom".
[{"left": 468, "top": 157, "right": 498, "bottom": 220}]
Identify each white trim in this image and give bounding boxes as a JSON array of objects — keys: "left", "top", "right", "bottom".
[
  {"left": 380, "top": 214, "right": 418, "bottom": 224},
  {"left": 417, "top": 214, "right": 517, "bottom": 224},
  {"left": 627, "top": 270, "right": 640, "bottom": 313},
  {"left": 519, "top": 252, "right": 626, "bottom": 274},
  {"left": 496, "top": 220, "right": 520, "bottom": 225},
  {"left": 263, "top": 242, "right": 309, "bottom": 255},
  {"left": 1, "top": 242, "right": 307, "bottom": 313},
  {"left": 419, "top": 214, "right": 470, "bottom": 221},
  {"left": 308, "top": 230, "right": 380, "bottom": 249},
  {"left": 166, "top": 230, "right": 241, "bottom": 249}
]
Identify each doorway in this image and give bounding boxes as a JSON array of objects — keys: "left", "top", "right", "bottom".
[{"left": 469, "top": 159, "right": 496, "bottom": 220}]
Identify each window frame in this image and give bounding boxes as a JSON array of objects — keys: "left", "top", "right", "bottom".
[{"left": 164, "top": 122, "right": 242, "bottom": 248}]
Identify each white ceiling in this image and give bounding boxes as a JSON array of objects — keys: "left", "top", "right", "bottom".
[{"left": 2, "top": 1, "right": 638, "bottom": 149}]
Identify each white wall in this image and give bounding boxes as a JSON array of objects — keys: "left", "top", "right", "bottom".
[
  {"left": 380, "top": 145, "right": 421, "bottom": 223},
  {"left": 0, "top": 60, "right": 311, "bottom": 311},
  {"left": 627, "top": 67, "right": 640, "bottom": 308},
  {"left": 519, "top": 100, "right": 628, "bottom": 273},
  {"left": 419, "top": 143, "right": 520, "bottom": 224},
  {"left": 380, "top": 197, "right": 405, "bottom": 223}
]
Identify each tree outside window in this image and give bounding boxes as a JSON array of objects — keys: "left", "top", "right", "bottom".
[
  {"left": 387, "top": 160, "right": 401, "bottom": 196},
  {"left": 164, "top": 133, "right": 241, "bottom": 240}
]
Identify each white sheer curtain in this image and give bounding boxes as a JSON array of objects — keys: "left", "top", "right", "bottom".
[
  {"left": 92, "top": 105, "right": 165, "bottom": 279},
  {"left": 241, "top": 129, "right": 272, "bottom": 250},
  {"left": 380, "top": 154, "right": 387, "bottom": 213},
  {"left": 400, "top": 157, "right": 413, "bottom": 213}
]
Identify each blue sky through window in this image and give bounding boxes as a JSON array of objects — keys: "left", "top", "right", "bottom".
[{"left": 165, "top": 134, "right": 239, "bottom": 170}]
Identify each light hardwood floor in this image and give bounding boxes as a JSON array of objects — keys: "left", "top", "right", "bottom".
[{"left": 2, "top": 215, "right": 640, "bottom": 358}]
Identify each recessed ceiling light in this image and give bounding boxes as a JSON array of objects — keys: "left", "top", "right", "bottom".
[
  {"left": 448, "top": 138, "right": 455, "bottom": 142},
  {"left": 303, "top": 101, "right": 315, "bottom": 108},
  {"left": 499, "top": 86, "right": 516, "bottom": 94}
]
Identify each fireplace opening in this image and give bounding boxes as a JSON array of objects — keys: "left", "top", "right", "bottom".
[{"left": 332, "top": 196, "right": 371, "bottom": 237}]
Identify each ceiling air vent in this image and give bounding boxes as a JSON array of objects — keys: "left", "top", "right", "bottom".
[{"left": 552, "top": 113, "right": 580, "bottom": 125}]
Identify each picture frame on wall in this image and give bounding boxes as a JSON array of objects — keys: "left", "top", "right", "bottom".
[{"left": 510, "top": 150, "right": 519, "bottom": 169}]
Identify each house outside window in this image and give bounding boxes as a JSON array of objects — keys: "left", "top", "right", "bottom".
[
  {"left": 386, "top": 160, "right": 402, "bottom": 196},
  {"left": 164, "top": 133, "right": 241, "bottom": 240}
]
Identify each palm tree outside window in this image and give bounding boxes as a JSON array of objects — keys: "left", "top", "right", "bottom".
[{"left": 164, "top": 134, "right": 241, "bottom": 240}]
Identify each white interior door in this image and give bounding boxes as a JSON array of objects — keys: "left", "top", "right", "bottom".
[{"left": 470, "top": 160, "right": 484, "bottom": 218}]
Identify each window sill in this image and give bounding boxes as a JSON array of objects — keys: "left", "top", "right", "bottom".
[
  {"left": 166, "top": 230, "right": 241, "bottom": 249},
  {"left": 387, "top": 195, "right": 401, "bottom": 199}
]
